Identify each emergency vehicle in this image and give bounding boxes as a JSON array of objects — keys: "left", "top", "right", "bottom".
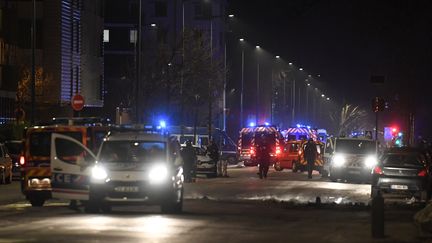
[
  {"left": 20, "top": 119, "right": 110, "bottom": 207},
  {"left": 238, "top": 127, "right": 255, "bottom": 165},
  {"left": 283, "top": 126, "right": 317, "bottom": 141},
  {"left": 274, "top": 139, "right": 324, "bottom": 172},
  {"left": 240, "top": 125, "right": 284, "bottom": 166},
  {"left": 50, "top": 125, "right": 184, "bottom": 213}
]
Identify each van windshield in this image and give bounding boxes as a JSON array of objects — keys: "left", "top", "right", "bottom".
[
  {"left": 335, "top": 139, "right": 376, "bottom": 154},
  {"left": 30, "top": 132, "right": 82, "bottom": 157},
  {"left": 99, "top": 141, "right": 166, "bottom": 163}
]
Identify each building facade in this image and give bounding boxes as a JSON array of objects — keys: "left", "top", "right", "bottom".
[{"left": 0, "top": 0, "right": 104, "bottom": 123}]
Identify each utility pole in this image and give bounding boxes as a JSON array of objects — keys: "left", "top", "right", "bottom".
[
  {"left": 31, "top": 0, "right": 36, "bottom": 124},
  {"left": 240, "top": 43, "right": 244, "bottom": 128},
  {"left": 135, "top": 0, "right": 142, "bottom": 123}
]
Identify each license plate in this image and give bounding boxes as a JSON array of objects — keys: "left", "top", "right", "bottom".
[
  {"left": 114, "top": 186, "right": 139, "bottom": 192},
  {"left": 348, "top": 170, "right": 360, "bottom": 174},
  {"left": 390, "top": 185, "right": 408, "bottom": 190}
]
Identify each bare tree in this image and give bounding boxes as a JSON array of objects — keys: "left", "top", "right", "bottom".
[{"left": 330, "top": 104, "right": 369, "bottom": 136}]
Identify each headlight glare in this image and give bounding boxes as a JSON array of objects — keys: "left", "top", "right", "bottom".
[
  {"left": 365, "top": 156, "right": 378, "bottom": 168},
  {"left": 91, "top": 165, "right": 108, "bottom": 180},
  {"left": 148, "top": 164, "right": 168, "bottom": 184},
  {"left": 333, "top": 154, "right": 346, "bottom": 167}
]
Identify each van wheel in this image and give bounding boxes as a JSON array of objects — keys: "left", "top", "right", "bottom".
[
  {"left": 29, "top": 197, "right": 45, "bottom": 207},
  {"left": 330, "top": 174, "right": 338, "bottom": 182},
  {"left": 84, "top": 200, "right": 100, "bottom": 213},
  {"left": 274, "top": 163, "right": 283, "bottom": 171},
  {"left": 292, "top": 161, "right": 298, "bottom": 173},
  {"left": 161, "top": 189, "right": 183, "bottom": 214}
]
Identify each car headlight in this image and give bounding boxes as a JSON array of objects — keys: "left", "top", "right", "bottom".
[
  {"left": 333, "top": 154, "right": 346, "bottom": 167},
  {"left": 365, "top": 156, "right": 378, "bottom": 168},
  {"left": 148, "top": 164, "right": 168, "bottom": 184},
  {"left": 91, "top": 165, "right": 108, "bottom": 181}
]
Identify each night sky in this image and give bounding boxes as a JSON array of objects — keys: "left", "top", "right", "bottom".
[{"left": 228, "top": 0, "right": 432, "bottom": 138}]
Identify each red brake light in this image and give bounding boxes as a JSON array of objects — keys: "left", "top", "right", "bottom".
[
  {"left": 373, "top": 166, "right": 383, "bottom": 175},
  {"left": 19, "top": 155, "right": 25, "bottom": 166},
  {"left": 276, "top": 146, "right": 281, "bottom": 155},
  {"left": 250, "top": 147, "right": 255, "bottom": 155},
  {"left": 418, "top": 169, "right": 427, "bottom": 177}
]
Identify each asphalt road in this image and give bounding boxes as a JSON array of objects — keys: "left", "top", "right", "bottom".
[{"left": 0, "top": 166, "right": 427, "bottom": 242}]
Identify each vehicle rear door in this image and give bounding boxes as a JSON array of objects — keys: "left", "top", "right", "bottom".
[{"left": 50, "top": 133, "right": 96, "bottom": 201}]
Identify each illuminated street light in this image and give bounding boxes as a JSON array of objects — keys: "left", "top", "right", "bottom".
[
  {"left": 275, "top": 55, "right": 280, "bottom": 59},
  {"left": 308, "top": 74, "right": 312, "bottom": 77},
  {"left": 317, "top": 74, "right": 321, "bottom": 77},
  {"left": 256, "top": 45, "right": 260, "bottom": 49},
  {"left": 307, "top": 83, "right": 311, "bottom": 86},
  {"left": 239, "top": 38, "right": 244, "bottom": 42},
  {"left": 321, "top": 94, "right": 325, "bottom": 97},
  {"left": 326, "top": 97, "right": 330, "bottom": 101},
  {"left": 228, "top": 14, "right": 234, "bottom": 18},
  {"left": 151, "top": 23, "right": 157, "bottom": 27},
  {"left": 299, "top": 67, "right": 303, "bottom": 71},
  {"left": 288, "top": 62, "right": 293, "bottom": 65}
]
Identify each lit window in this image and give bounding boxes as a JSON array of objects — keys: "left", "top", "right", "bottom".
[
  {"left": 130, "top": 30, "right": 137, "bottom": 43},
  {"left": 103, "top": 29, "right": 109, "bottom": 42}
]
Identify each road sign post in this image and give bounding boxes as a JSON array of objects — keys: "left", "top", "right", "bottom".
[{"left": 71, "top": 94, "right": 84, "bottom": 117}]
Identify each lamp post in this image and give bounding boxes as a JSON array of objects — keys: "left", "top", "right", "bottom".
[
  {"left": 31, "top": 0, "right": 36, "bottom": 124},
  {"left": 135, "top": 0, "right": 142, "bottom": 123},
  {"left": 239, "top": 38, "right": 245, "bottom": 128},
  {"left": 255, "top": 45, "right": 260, "bottom": 124}
]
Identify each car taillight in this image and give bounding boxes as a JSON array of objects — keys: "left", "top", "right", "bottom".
[
  {"left": 276, "top": 146, "right": 281, "bottom": 155},
  {"left": 250, "top": 147, "right": 255, "bottom": 155},
  {"left": 19, "top": 155, "right": 25, "bottom": 166},
  {"left": 418, "top": 169, "right": 427, "bottom": 177},
  {"left": 373, "top": 166, "right": 383, "bottom": 175}
]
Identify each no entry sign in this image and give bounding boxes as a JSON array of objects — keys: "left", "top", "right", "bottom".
[{"left": 71, "top": 94, "right": 85, "bottom": 111}]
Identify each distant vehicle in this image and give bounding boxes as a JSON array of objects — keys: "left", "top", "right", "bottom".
[
  {"left": 4, "top": 140, "right": 23, "bottom": 180},
  {"left": 181, "top": 144, "right": 217, "bottom": 178},
  {"left": 283, "top": 126, "right": 317, "bottom": 141},
  {"left": 21, "top": 124, "right": 110, "bottom": 207},
  {"left": 247, "top": 125, "right": 284, "bottom": 167},
  {"left": 323, "top": 137, "right": 378, "bottom": 182},
  {"left": 371, "top": 147, "right": 431, "bottom": 201},
  {"left": 50, "top": 127, "right": 184, "bottom": 213},
  {"left": 169, "top": 126, "right": 238, "bottom": 165},
  {"left": 274, "top": 140, "right": 301, "bottom": 171},
  {"left": 238, "top": 127, "right": 255, "bottom": 165},
  {"left": 0, "top": 143, "right": 12, "bottom": 184}
]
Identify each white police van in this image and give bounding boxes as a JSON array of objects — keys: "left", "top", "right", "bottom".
[{"left": 50, "top": 126, "right": 184, "bottom": 213}]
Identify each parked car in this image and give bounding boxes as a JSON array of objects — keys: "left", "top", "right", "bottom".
[
  {"left": 4, "top": 140, "right": 23, "bottom": 180},
  {"left": 371, "top": 147, "right": 431, "bottom": 201},
  {"left": 0, "top": 143, "right": 13, "bottom": 184},
  {"left": 181, "top": 144, "right": 217, "bottom": 178}
]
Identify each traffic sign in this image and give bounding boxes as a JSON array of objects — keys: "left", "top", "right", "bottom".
[{"left": 71, "top": 94, "right": 85, "bottom": 111}]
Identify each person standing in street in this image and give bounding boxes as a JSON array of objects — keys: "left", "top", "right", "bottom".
[
  {"left": 304, "top": 138, "right": 317, "bottom": 179},
  {"left": 207, "top": 140, "right": 225, "bottom": 177},
  {"left": 181, "top": 140, "right": 197, "bottom": 182},
  {"left": 256, "top": 134, "right": 271, "bottom": 179}
]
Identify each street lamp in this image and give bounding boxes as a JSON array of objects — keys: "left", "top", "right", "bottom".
[
  {"left": 299, "top": 67, "right": 303, "bottom": 71},
  {"left": 239, "top": 38, "right": 245, "bottom": 128},
  {"left": 228, "top": 14, "right": 234, "bottom": 18},
  {"left": 255, "top": 45, "right": 261, "bottom": 124}
]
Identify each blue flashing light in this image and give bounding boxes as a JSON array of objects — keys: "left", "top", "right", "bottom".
[
  {"left": 159, "top": 120, "right": 167, "bottom": 129},
  {"left": 249, "top": 122, "right": 256, "bottom": 127},
  {"left": 264, "top": 122, "right": 270, "bottom": 126},
  {"left": 398, "top": 132, "right": 403, "bottom": 137},
  {"left": 296, "top": 124, "right": 301, "bottom": 128},
  {"left": 307, "top": 126, "right": 311, "bottom": 129}
]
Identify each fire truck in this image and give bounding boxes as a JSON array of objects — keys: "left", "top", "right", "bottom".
[
  {"left": 238, "top": 125, "right": 284, "bottom": 166},
  {"left": 20, "top": 118, "right": 110, "bottom": 207},
  {"left": 283, "top": 126, "right": 318, "bottom": 141}
]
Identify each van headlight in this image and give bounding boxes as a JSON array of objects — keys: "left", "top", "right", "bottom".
[
  {"left": 365, "top": 156, "right": 378, "bottom": 168},
  {"left": 148, "top": 164, "right": 168, "bottom": 184},
  {"left": 91, "top": 165, "right": 108, "bottom": 181},
  {"left": 333, "top": 154, "right": 346, "bottom": 167}
]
